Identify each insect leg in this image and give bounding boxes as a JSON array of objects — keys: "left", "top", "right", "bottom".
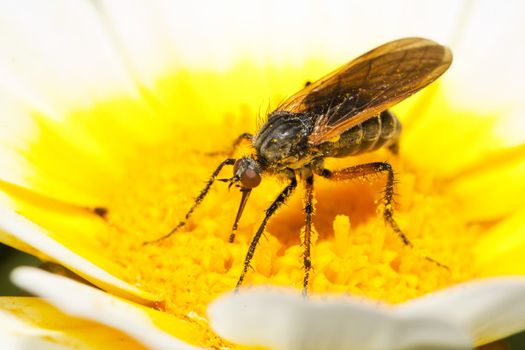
[
  {"left": 315, "top": 162, "right": 447, "bottom": 269},
  {"left": 207, "top": 133, "right": 253, "bottom": 157},
  {"left": 143, "top": 158, "right": 236, "bottom": 245},
  {"left": 231, "top": 133, "right": 253, "bottom": 153},
  {"left": 236, "top": 173, "right": 297, "bottom": 289},
  {"left": 302, "top": 172, "right": 314, "bottom": 296}
]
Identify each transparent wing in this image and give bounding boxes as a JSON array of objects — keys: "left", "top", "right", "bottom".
[{"left": 274, "top": 38, "right": 452, "bottom": 145}]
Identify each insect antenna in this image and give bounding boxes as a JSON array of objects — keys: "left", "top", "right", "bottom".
[{"left": 143, "top": 158, "right": 236, "bottom": 245}]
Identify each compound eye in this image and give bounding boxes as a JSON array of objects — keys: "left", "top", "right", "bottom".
[{"left": 240, "top": 168, "right": 261, "bottom": 188}]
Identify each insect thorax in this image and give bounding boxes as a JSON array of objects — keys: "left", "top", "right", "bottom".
[{"left": 253, "top": 111, "right": 315, "bottom": 171}]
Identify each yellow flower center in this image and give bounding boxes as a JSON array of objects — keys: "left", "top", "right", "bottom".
[
  {"left": 13, "top": 64, "right": 520, "bottom": 348},
  {"left": 102, "top": 121, "right": 478, "bottom": 304},
  {"left": 102, "top": 122, "right": 480, "bottom": 347}
]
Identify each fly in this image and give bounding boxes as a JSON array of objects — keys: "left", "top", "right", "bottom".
[{"left": 145, "top": 37, "right": 453, "bottom": 295}]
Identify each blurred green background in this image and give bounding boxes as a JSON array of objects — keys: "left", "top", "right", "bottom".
[
  {"left": 0, "top": 243, "right": 39, "bottom": 296},
  {"left": 1, "top": 242, "right": 525, "bottom": 349}
]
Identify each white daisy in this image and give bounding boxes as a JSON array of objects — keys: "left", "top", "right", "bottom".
[{"left": 0, "top": 0, "right": 524, "bottom": 349}]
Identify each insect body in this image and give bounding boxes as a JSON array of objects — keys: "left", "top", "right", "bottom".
[
  {"left": 255, "top": 109, "right": 401, "bottom": 171},
  {"left": 147, "top": 37, "right": 452, "bottom": 294}
]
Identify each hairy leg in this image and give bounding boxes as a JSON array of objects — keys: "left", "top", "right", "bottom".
[
  {"left": 207, "top": 132, "right": 253, "bottom": 157},
  {"left": 316, "top": 162, "right": 447, "bottom": 269},
  {"left": 302, "top": 173, "right": 314, "bottom": 296},
  {"left": 143, "top": 158, "right": 236, "bottom": 244},
  {"left": 236, "top": 174, "right": 297, "bottom": 289}
]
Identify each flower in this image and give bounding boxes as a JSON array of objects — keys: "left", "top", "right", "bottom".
[{"left": 0, "top": 0, "right": 525, "bottom": 349}]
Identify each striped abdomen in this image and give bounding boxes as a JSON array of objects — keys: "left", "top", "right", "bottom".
[{"left": 316, "top": 110, "right": 401, "bottom": 158}]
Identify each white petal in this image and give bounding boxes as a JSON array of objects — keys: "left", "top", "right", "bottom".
[
  {"left": 0, "top": 0, "right": 140, "bottom": 115},
  {"left": 400, "top": 277, "right": 525, "bottom": 346},
  {"left": 90, "top": 0, "right": 179, "bottom": 88},
  {"left": 0, "top": 93, "right": 37, "bottom": 188},
  {"left": 0, "top": 309, "right": 68, "bottom": 350},
  {"left": 208, "top": 287, "right": 473, "bottom": 350},
  {"left": 0, "top": 206, "right": 156, "bottom": 305},
  {"left": 445, "top": 0, "right": 525, "bottom": 111},
  {"left": 11, "top": 267, "right": 202, "bottom": 350},
  {"left": 105, "top": 0, "right": 464, "bottom": 70},
  {"left": 0, "top": 297, "right": 149, "bottom": 350}
]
